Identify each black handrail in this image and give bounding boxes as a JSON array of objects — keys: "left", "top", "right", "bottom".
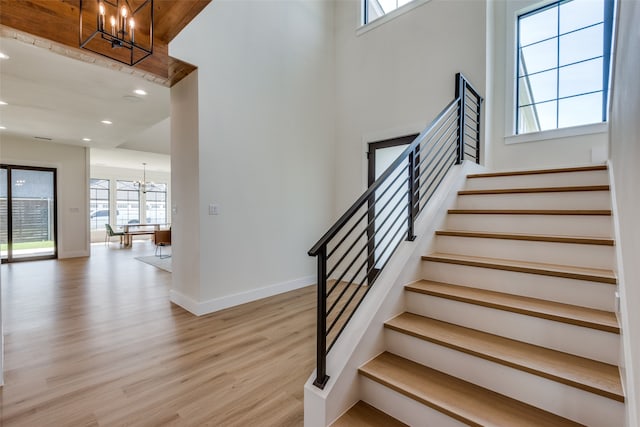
[{"left": 309, "top": 73, "right": 483, "bottom": 389}]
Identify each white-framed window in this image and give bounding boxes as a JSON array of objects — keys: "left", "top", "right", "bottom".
[
  {"left": 363, "top": 0, "right": 413, "bottom": 24},
  {"left": 515, "top": 0, "right": 614, "bottom": 135}
]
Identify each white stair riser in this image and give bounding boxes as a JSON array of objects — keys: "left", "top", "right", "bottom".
[
  {"left": 445, "top": 214, "right": 613, "bottom": 237},
  {"left": 456, "top": 191, "right": 611, "bottom": 210},
  {"left": 406, "top": 293, "right": 619, "bottom": 364},
  {"left": 435, "top": 235, "right": 615, "bottom": 270},
  {"left": 421, "top": 261, "right": 616, "bottom": 311},
  {"left": 360, "top": 376, "right": 468, "bottom": 427},
  {"left": 385, "top": 331, "right": 625, "bottom": 427},
  {"left": 464, "top": 170, "right": 609, "bottom": 190}
]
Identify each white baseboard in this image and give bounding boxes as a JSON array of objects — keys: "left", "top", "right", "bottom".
[
  {"left": 169, "top": 275, "right": 315, "bottom": 316},
  {"left": 169, "top": 290, "right": 201, "bottom": 315}
]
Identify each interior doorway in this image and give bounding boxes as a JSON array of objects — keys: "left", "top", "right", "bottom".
[
  {"left": 366, "top": 134, "right": 418, "bottom": 281},
  {"left": 1, "top": 165, "right": 58, "bottom": 263}
]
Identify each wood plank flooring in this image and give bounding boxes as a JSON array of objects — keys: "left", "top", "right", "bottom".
[{"left": 0, "top": 242, "right": 316, "bottom": 426}]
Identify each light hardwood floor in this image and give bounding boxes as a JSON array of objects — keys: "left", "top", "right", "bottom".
[{"left": 0, "top": 242, "right": 316, "bottom": 426}]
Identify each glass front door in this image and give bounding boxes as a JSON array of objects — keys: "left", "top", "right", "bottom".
[{"left": 1, "top": 165, "right": 57, "bottom": 262}]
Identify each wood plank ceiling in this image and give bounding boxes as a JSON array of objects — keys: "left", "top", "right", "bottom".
[{"left": 0, "top": 0, "right": 211, "bottom": 86}]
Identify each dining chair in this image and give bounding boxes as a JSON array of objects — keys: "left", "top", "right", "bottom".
[
  {"left": 105, "top": 224, "right": 125, "bottom": 246},
  {"left": 154, "top": 229, "right": 171, "bottom": 258}
]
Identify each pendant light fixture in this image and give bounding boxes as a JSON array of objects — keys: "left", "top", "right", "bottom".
[
  {"left": 134, "top": 163, "right": 154, "bottom": 194},
  {"left": 79, "top": 0, "right": 153, "bottom": 66}
]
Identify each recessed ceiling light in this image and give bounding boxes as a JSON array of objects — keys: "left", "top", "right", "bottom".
[
  {"left": 0, "top": 101, "right": 7, "bottom": 105},
  {"left": 101, "top": 120, "right": 113, "bottom": 125},
  {"left": 83, "top": 138, "right": 92, "bottom": 142},
  {"left": 0, "top": 52, "right": 9, "bottom": 60},
  {"left": 133, "top": 89, "right": 147, "bottom": 96}
]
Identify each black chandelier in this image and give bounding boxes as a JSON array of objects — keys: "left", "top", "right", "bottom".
[{"left": 79, "top": 0, "right": 153, "bottom": 66}]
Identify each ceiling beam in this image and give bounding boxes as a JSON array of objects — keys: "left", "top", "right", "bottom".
[{"left": 0, "top": 0, "right": 208, "bottom": 86}]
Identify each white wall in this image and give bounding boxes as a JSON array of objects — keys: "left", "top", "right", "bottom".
[
  {"left": 169, "top": 0, "right": 335, "bottom": 313},
  {"left": 333, "top": 0, "right": 487, "bottom": 214},
  {"left": 0, "top": 135, "right": 89, "bottom": 258},
  {"left": 609, "top": 0, "right": 640, "bottom": 424},
  {"left": 486, "top": 0, "right": 609, "bottom": 171},
  {"left": 170, "top": 70, "right": 201, "bottom": 303},
  {"left": 89, "top": 163, "right": 171, "bottom": 243}
]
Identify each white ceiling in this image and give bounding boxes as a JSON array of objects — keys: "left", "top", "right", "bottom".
[
  {"left": 90, "top": 147, "right": 171, "bottom": 173},
  {"left": 0, "top": 37, "right": 171, "bottom": 169}
]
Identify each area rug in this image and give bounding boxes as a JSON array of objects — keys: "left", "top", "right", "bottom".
[{"left": 135, "top": 255, "right": 172, "bottom": 272}]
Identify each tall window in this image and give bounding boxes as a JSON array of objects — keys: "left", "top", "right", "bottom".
[
  {"left": 145, "top": 183, "right": 167, "bottom": 225},
  {"left": 89, "top": 179, "right": 110, "bottom": 231},
  {"left": 364, "top": 0, "right": 415, "bottom": 24},
  {"left": 116, "top": 180, "right": 140, "bottom": 225},
  {"left": 516, "top": 0, "right": 613, "bottom": 134}
]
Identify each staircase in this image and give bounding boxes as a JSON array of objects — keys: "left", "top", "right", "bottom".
[{"left": 331, "top": 164, "right": 625, "bottom": 426}]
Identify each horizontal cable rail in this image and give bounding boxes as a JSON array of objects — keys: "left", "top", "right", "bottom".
[{"left": 309, "top": 73, "right": 483, "bottom": 389}]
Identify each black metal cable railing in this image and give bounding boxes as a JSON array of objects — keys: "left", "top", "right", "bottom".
[{"left": 308, "top": 73, "right": 483, "bottom": 389}]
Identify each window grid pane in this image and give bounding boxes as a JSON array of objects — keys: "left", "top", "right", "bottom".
[
  {"left": 560, "top": 0, "right": 604, "bottom": 33},
  {"left": 89, "top": 179, "right": 110, "bottom": 231},
  {"left": 519, "top": 38, "right": 558, "bottom": 76},
  {"left": 145, "top": 185, "right": 167, "bottom": 225},
  {"left": 558, "top": 58, "right": 603, "bottom": 98},
  {"left": 519, "top": 5, "right": 558, "bottom": 46},
  {"left": 519, "top": 100, "right": 558, "bottom": 134},
  {"left": 559, "top": 92, "right": 603, "bottom": 128},
  {"left": 116, "top": 180, "right": 140, "bottom": 226},
  {"left": 559, "top": 24, "right": 604, "bottom": 66},
  {"left": 518, "top": 69, "right": 558, "bottom": 106}
]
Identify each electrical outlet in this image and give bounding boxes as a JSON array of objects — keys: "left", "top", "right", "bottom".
[{"left": 209, "top": 204, "right": 220, "bottom": 215}]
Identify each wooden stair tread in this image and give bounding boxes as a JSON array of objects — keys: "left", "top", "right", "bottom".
[
  {"left": 422, "top": 252, "right": 617, "bottom": 284},
  {"left": 467, "top": 165, "right": 607, "bottom": 178},
  {"left": 385, "top": 313, "right": 623, "bottom": 401},
  {"left": 405, "top": 280, "right": 619, "bottom": 333},
  {"left": 447, "top": 209, "right": 612, "bottom": 215},
  {"left": 359, "top": 352, "right": 585, "bottom": 427},
  {"left": 459, "top": 185, "right": 609, "bottom": 195},
  {"left": 435, "top": 230, "right": 614, "bottom": 246},
  {"left": 331, "top": 401, "right": 408, "bottom": 427}
]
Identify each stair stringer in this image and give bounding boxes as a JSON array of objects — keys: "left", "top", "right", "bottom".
[
  {"left": 608, "top": 160, "right": 639, "bottom": 427},
  {"left": 303, "top": 161, "right": 486, "bottom": 427}
]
